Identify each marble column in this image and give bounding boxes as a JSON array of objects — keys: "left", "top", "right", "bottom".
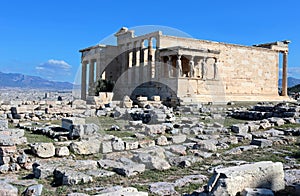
[
  {"left": 96, "top": 58, "right": 101, "bottom": 81},
  {"left": 140, "top": 41, "right": 145, "bottom": 65},
  {"left": 148, "top": 38, "right": 153, "bottom": 78},
  {"left": 88, "top": 60, "right": 95, "bottom": 96},
  {"left": 126, "top": 44, "right": 132, "bottom": 84},
  {"left": 135, "top": 42, "right": 140, "bottom": 66},
  {"left": 128, "top": 43, "right": 133, "bottom": 68},
  {"left": 161, "top": 57, "right": 165, "bottom": 77},
  {"left": 202, "top": 57, "right": 207, "bottom": 80},
  {"left": 148, "top": 38, "right": 153, "bottom": 62},
  {"left": 282, "top": 51, "right": 288, "bottom": 96},
  {"left": 121, "top": 45, "right": 127, "bottom": 83},
  {"left": 213, "top": 58, "right": 219, "bottom": 80},
  {"left": 81, "top": 61, "right": 87, "bottom": 100},
  {"left": 139, "top": 42, "right": 145, "bottom": 83},
  {"left": 155, "top": 44, "right": 160, "bottom": 79},
  {"left": 167, "top": 56, "right": 173, "bottom": 77},
  {"left": 135, "top": 42, "right": 140, "bottom": 85}
]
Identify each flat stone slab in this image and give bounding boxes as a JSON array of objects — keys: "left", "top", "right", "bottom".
[
  {"left": 33, "top": 159, "right": 98, "bottom": 179},
  {"left": 98, "top": 159, "right": 123, "bottom": 169},
  {"left": 149, "top": 182, "right": 177, "bottom": 196},
  {"left": 114, "top": 162, "right": 146, "bottom": 177},
  {"left": 207, "top": 161, "right": 285, "bottom": 195},
  {"left": 33, "top": 159, "right": 70, "bottom": 179}
]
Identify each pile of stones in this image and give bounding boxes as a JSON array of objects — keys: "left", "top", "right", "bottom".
[
  {"left": 1, "top": 97, "right": 300, "bottom": 195},
  {"left": 0, "top": 119, "right": 30, "bottom": 174},
  {"left": 231, "top": 102, "right": 300, "bottom": 120},
  {"left": 0, "top": 99, "right": 100, "bottom": 124}
]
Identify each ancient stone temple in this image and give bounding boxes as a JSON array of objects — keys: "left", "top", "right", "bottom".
[{"left": 79, "top": 27, "right": 290, "bottom": 104}]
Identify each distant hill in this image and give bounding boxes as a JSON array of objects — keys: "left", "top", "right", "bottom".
[
  {"left": 0, "top": 72, "right": 73, "bottom": 90},
  {"left": 288, "top": 84, "right": 300, "bottom": 93},
  {"left": 278, "top": 77, "right": 300, "bottom": 88}
]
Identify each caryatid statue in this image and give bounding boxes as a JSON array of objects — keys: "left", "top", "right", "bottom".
[
  {"left": 201, "top": 58, "right": 207, "bottom": 80},
  {"left": 189, "top": 57, "right": 195, "bottom": 78},
  {"left": 176, "top": 55, "right": 182, "bottom": 77},
  {"left": 213, "top": 58, "right": 219, "bottom": 80},
  {"left": 194, "top": 60, "right": 201, "bottom": 78}
]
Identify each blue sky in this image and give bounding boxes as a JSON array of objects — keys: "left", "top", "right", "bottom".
[{"left": 0, "top": 0, "right": 299, "bottom": 82}]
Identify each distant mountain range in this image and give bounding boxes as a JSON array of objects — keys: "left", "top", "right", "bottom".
[
  {"left": 278, "top": 77, "right": 300, "bottom": 88},
  {"left": 0, "top": 72, "right": 73, "bottom": 90},
  {"left": 0, "top": 72, "right": 299, "bottom": 91}
]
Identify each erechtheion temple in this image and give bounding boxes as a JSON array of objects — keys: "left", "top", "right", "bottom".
[{"left": 79, "top": 27, "right": 290, "bottom": 104}]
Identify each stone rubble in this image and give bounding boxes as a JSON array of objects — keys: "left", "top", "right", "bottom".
[
  {"left": 95, "top": 186, "right": 148, "bottom": 196},
  {"left": 23, "top": 184, "right": 43, "bottom": 196},
  {"left": 1, "top": 93, "right": 300, "bottom": 195},
  {"left": 0, "top": 180, "right": 18, "bottom": 196},
  {"left": 149, "top": 174, "right": 208, "bottom": 195},
  {"left": 231, "top": 103, "right": 300, "bottom": 120},
  {"left": 30, "top": 142, "right": 55, "bottom": 158},
  {"left": 149, "top": 182, "right": 178, "bottom": 195}
]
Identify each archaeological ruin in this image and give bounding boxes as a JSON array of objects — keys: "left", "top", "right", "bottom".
[{"left": 80, "top": 27, "right": 290, "bottom": 104}]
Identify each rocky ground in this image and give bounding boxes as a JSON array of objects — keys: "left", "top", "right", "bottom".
[{"left": 0, "top": 92, "right": 300, "bottom": 195}]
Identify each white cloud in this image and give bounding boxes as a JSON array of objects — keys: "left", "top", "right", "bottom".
[
  {"left": 36, "top": 59, "right": 71, "bottom": 71},
  {"left": 36, "top": 59, "right": 72, "bottom": 81}
]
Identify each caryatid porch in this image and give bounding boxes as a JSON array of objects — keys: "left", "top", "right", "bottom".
[{"left": 159, "top": 46, "right": 220, "bottom": 80}]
